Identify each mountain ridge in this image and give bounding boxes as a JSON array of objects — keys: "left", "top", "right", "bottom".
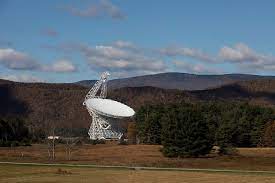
[
  {"left": 1, "top": 78, "right": 275, "bottom": 133},
  {"left": 75, "top": 72, "right": 275, "bottom": 90}
]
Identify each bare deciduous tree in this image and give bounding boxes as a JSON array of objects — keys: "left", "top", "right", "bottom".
[{"left": 64, "top": 137, "right": 78, "bottom": 160}]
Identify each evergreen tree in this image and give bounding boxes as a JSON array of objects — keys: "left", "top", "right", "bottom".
[
  {"left": 135, "top": 101, "right": 275, "bottom": 154},
  {"left": 0, "top": 117, "right": 30, "bottom": 146},
  {"left": 161, "top": 105, "right": 213, "bottom": 157}
]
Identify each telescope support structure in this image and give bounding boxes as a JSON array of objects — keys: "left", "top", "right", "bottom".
[{"left": 83, "top": 72, "right": 123, "bottom": 140}]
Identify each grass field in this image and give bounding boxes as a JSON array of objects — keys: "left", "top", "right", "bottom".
[
  {"left": 1, "top": 143, "right": 275, "bottom": 171},
  {"left": 0, "top": 163, "right": 275, "bottom": 183}
]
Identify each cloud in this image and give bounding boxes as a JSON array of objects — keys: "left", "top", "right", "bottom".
[
  {"left": 40, "top": 40, "right": 275, "bottom": 76},
  {"left": 160, "top": 46, "right": 217, "bottom": 63},
  {"left": 219, "top": 43, "right": 275, "bottom": 71},
  {"left": 100, "top": 0, "right": 125, "bottom": 19},
  {"left": 112, "top": 40, "right": 136, "bottom": 49},
  {"left": 0, "top": 48, "right": 39, "bottom": 70},
  {"left": 219, "top": 43, "right": 262, "bottom": 63},
  {"left": 0, "top": 74, "right": 45, "bottom": 83},
  {"left": 42, "top": 59, "right": 77, "bottom": 72},
  {"left": 92, "top": 45, "right": 129, "bottom": 59},
  {"left": 173, "top": 60, "right": 221, "bottom": 74},
  {"left": 0, "top": 48, "right": 77, "bottom": 72},
  {"left": 58, "top": 41, "right": 167, "bottom": 77},
  {"left": 85, "top": 45, "right": 166, "bottom": 73},
  {"left": 42, "top": 28, "right": 59, "bottom": 37},
  {"left": 161, "top": 43, "right": 275, "bottom": 73},
  {"left": 63, "top": 0, "right": 126, "bottom": 20}
]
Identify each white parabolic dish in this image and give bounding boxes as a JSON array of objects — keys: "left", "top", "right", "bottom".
[{"left": 85, "top": 98, "right": 135, "bottom": 118}]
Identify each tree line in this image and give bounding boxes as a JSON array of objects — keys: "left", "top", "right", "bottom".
[
  {"left": 135, "top": 102, "right": 275, "bottom": 157},
  {"left": 0, "top": 117, "right": 31, "bottom": 146},
  {"left": 1, "top": 101, "right": 275, "bottom": 158}
]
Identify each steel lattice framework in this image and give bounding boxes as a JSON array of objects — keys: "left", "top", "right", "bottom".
[{"left": 83, "top": 72, "right": 123, "bottom": 140}]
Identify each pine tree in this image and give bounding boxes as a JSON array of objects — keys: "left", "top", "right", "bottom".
[{"left": 161, "top": 105, "right": 213, "bottom": 157}]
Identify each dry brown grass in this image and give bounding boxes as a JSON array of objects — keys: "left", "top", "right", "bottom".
[
  {"left": 238, "top": 148, "right": 275, "bottom": 158},
  {"left": 1, "top": 143, "right": 275, "bottom": 171},
  {"left": 1, "top": 164, "right": 275, "bottom": 183}
]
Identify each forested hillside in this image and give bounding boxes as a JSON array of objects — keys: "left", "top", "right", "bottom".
[
  {"left": 193, "top": 79, "right": 275, "bottom": 107},
  {"left": 1, "top": 78, "right": 275, "bottom": 142}
]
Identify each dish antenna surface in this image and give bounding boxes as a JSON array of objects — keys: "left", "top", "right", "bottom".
[{"left": 83, "top": 71, "right": 135, "bottom": 140}]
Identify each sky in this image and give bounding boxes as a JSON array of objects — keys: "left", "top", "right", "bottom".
[{"left": 0, "top": 0, "right": 275, "bottom": 83}]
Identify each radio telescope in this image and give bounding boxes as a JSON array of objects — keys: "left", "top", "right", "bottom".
[{"left": 83, "top": 72, "right": 135, "bottom": 140}]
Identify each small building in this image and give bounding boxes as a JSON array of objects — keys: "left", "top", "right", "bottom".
[{"left": 47, "top": 136, "right": 60, "bottom": 140}]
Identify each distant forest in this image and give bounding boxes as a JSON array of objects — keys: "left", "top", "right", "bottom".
[{"left": 1, "top": 101, "right": 275, "bottom": 160}]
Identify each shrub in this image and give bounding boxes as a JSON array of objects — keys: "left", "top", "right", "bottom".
[
  {"left": 261, "top": 120, "right": 275, "bottom": 147},
  {"left": 218, "top": 145, "right": 239, "bottom": 156},
  {"left": 118, "top": 140, "right": 128, "bottom": 145},
  {"left": 89, "top": 139, "right": 106, "bottom": 145}
]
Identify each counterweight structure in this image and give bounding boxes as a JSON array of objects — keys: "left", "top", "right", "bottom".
[{"left": 83, "top": 72, "right": 123, "bottom": 140}]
